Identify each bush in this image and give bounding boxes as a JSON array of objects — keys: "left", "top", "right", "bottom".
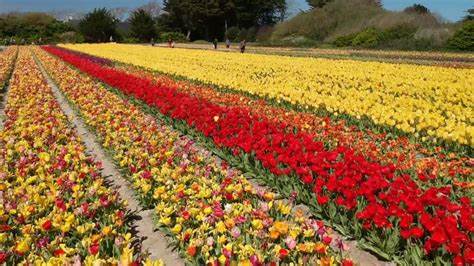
[
  {"left": 159, "top": 32, "right": 187, "bottom": 42},
  {"left": 246, "top": 27, "right": 258, "bottom": 42},
  {"left": 352, "top": 28, "right": 383, "bottom": 48},
  {"left": 121, "top": 37, "right": 140, "bottom": 43},
  {"left": 382, "top": 24, "right": 417, "bottom": 40},
  {"left": 57, "top": 31, "right": 84, "bottom": 44},
  {"left": 447, "top": 21, "right": 474, "bottom": 51},
  {"left": 333, "top": 34, "right": 356, "bottom": 47},
  {"left": 256, "top": 26, "right": 274, "bottom": 42},
  {"left": 225, "top": 27, "right": 240, "bottom": 41},
  {"left": 238, "top": 28, "right": 248, "bottom": 41}
]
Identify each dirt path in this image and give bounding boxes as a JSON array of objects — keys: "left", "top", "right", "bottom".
[
  {"left": 34, "top": 55, "right": 185, "bottom": 265},
  {"left": 0, "top": 58, "right": 15, "bottom": 130}
]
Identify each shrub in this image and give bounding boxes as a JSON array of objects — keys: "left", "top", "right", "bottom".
[
  {"left": 246, "top": 27, "right": 258, "bottom": 42},
  {"left": 382, "top": 24, "right": 417, "bottom": 40},
  {"left": 238, "top": 28, "right": 248, "bottom": 41},
  {"left": 57, "top": 31, "right": 84, "bottom": 44},
  {"left": 121, "top": 37, "right": 140, "bottom": 43},
  {"left": 447, "top": 21, "right": 474, "bottom": 51},
  {"left": 333, "top": 34, "right": 356, "bottom": 47},
  {"left": 159, "top": 31, "right": 187, "bottom": 42},
  {"left": 225, "top": 27, "right": 240, "bottom": 41},
  {"left": 256, "top": 26, "right": 274, "bottom": 42},
  {"left": 352, "top": 28, "right": 383, "bottom": 48}
]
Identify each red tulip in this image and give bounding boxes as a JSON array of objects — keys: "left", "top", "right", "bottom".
[
  {"left": 89, "top": 243, "right": 100, "bottom": 255},
  {"left": 42, "top": 220, "right": 52, "bottom": 231}
]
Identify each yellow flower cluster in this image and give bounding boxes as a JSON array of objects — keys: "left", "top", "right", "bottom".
[
  {"left": 62, "top": 43, "right": 474, "bottom": 146},
  {"left": 0, "top": 47, "right": 159, "bottom": 265},
  {"left": 35, "top": 47, "right": 348, "bottom": 264}
]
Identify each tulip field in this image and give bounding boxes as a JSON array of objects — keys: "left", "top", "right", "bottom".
[{"left": 0, "top": 44, "right": 472, "bottom": 266}]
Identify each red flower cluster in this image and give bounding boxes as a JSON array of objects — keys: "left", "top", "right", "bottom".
[{"left": 43, "top": 46, "right": 473, "bottom": 263}]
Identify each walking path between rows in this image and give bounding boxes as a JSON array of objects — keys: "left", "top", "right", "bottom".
[
  {"left": 34, "top": 54, "right": 185, "bottom": 265},
  {"left": 0, "top": 56, "right": 14, "bottom": 130}
]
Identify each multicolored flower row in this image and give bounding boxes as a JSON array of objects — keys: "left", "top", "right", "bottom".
[
  {"left": 60, "top": 43, "right": 474, "bottom": 146},
  {"left": 42, "top": 45, "right": 473, "bottom": 265},
  {"left": 0, "top": 47, "right": 159, "bottom": 265},
  {"left": 35, "top": 46, "right": 353, "bottom": 265}
]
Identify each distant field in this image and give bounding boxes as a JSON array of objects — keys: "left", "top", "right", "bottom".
[{"left": 151, "top": 42, "right": 474, "bottom": 68}]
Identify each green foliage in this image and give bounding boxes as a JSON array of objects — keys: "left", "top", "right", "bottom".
[
  {"left": 161, "top": 0, "right": 286, "bottom": 41},
  {"left": 333, "top": 34, "right": 356, "bottom": 47},
  {"left": 79, "top": 8, "right": 118, "bottom": 43},
  {"left": 57, "top": 31, "right": 84, "bottom": 43},
  {"left": 463, "top": 8, "right": 474, "bottom": 22},
  {"left": 271, "top": 0, "right": 451, "bottom": 50},
  {"left": 0, "top": 12, "right": 72, "bottom": 43},
  {"left": 159, "top": 31, "right": 187, "bottom": 42},
  {"left": 225, "top": 26, "right": 240, "bottom": 41},
  {"left": 382, "top": 24, "right": 417, "bottom": 40},
  {"left": 334, "top": 24, "right": 418, "bottom": 49},
  {"left": 447, "top": 21, "right": 474, "bottom": 51},
  {"left": 130, "top": 9, "right": 157, "bottom": 42},
  {"left": 306, "top": 0, "right": 333, "bottom": 9},
  {"left": 272, "top": 0, "right": 382, "bottom": 42},
  {"left": 122, "top": 37, "right": 140, "bottom": 43},
  {"left": 351, "top": 28, "right": 382, "bottom": 48},
  {"left": 404, "top": 4, "right": 430, "bottom": 14}
]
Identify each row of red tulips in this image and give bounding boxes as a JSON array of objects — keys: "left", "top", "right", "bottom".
[{"left": 43, "top": 46, "right": 473, "bottom": 265}]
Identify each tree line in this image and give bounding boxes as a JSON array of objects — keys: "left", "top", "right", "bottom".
[
  {"left": 1, "top": 0, "right": 471, "bottom": 50},
  {"left": 0, "top": 0, "right": 287, "bottom": 45}
]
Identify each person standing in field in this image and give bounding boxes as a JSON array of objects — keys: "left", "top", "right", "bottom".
[
  {"left": 168, "top": 38, "right": 172, "bottom": 48},
  {"left": 226, "top": 38, "right": 231, "bottom": 49},
  {"left": 213, "top": 38, "right": 218, "bottom": 50},
  {"left": 151, "top": 38, "right": 155, "bottom": 46},
  {"left": 239, "top": 40, "right": 246, "bottom": 53}
]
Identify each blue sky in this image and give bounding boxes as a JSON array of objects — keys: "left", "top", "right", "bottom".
[{"left": 0, "top": 0, "right": 472, "bottom": 21}]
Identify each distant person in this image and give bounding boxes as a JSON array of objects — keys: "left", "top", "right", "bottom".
[
  {"left": 239, "top": 40, "right": 246, "bottom": 53},
  {"left": 151, "top": 38, "right": 155, "bottom": 46},
  {"left": 109, "top": 36, "right": 114, "bottom": 42},
  {"left": 213, "top": 38, "right": 218, "bottom": 50},
  {"left": 171, "top": 40, "right": 175, "bottom": 48},
  {"left": 168, "top": 38, "right": 172, "bottom": 48},
  {"left": 225, "top": 38, "right": 231, "bottom": 49}
]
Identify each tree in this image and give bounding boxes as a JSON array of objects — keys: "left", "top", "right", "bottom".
[
  {"left": 0, "top": 12, "right": 72, "bottom": 43},
  {"left": 130, "top": 8, "right": 157, "bottom": 42},
  {"left": 447, "top": 21, "right": 474, "bottom": 51},
  {"left": 306, "top": 0, "right": 332, "bottom": 9},
  {"left": 79, "top": 8, "right": 118, "bottom": 42},
  {"left": 404, "top": 4, "right": 430, "bottom": 14},
  {"left": 234, "top": 0, "right": 287, "bottom": 27},
  {"left": 161, "top": 0, "right": 286, "bottom": 41},
  {"left": 139, "top": 1, "right": 162, "bottom": 18},
  {"left": 463, "top": 8, "right": 474, "bottom": 21},
  {"left": 110, "top": 7, "right": 130, "bottom": 22}
]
